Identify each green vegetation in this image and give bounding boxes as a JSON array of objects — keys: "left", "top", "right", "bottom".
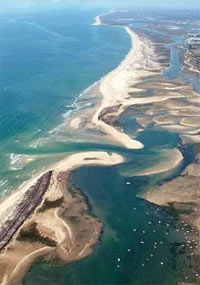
[
  {"left": 67, "top": 175, "right": 95, "bottom": 218},
  {"left": 17, "top": 222, "right": 57, "bottom": 247},
  {"left": 44, "top": 258, "right": 65, "bottom": 267},
  {"left": 68, "top": 216, "right": 80, "bottom": 223},
  {"left": 165, "top": 202, "right": 194, "bottom": 221},
  {"left": 83, "top": 158, "right": 98, "bottom": 161},
  {"left": 165, "top": 202, "right": 180, "bottom": 220},
  {"left": 38, "top": 198, "right": 64, "bottom": 213}
]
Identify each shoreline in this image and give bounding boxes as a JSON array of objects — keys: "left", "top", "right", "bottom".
[
  {"left": 1, "top": 9, "right": 200, "bottom": 285},
  {"left": 68, "top": 13, "right": 171, "bottom": 150},
  {"left": 71, "top": 16, "right": 173, "bottom": 149},
  {"left": 92, "top": 14, "right": 103, "bottom": 26},
  {"left": 0, "top": 151, "right": 124, "bottom": 235},
  {"left": 91, "top": 27, "right": 144, "bottom": 149},
  {"left": 143, "top": 150, "right": 200, "bottom": 277},
  {"left": 69, "top": 11, "right": 147, "bottom": 149},
  {"left": 92, "top": 10, "right": 114, "bottom": 26},
  {"left": 0, "top": 152, "right": 124, "bottom": 285},
  {"left": 131, "top": 148, "right": 184, "bottom": 177},
  {"left": 0, "top": 12, "right": 149, "bottom": 283}
]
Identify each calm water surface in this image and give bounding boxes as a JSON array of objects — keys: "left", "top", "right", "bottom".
[{"left": 0, "top": 8, "right": 199, "bottom": 285}]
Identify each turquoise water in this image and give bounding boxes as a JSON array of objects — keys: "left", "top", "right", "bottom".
[
  {"left": 0, "top": 9, "right": 130, "bottom": 143},
  {"left": 0, "top": 7, "right": 199, "bottom": 285},
  {"left": 25, "top": 161, "right": 193, "bottom": 285},
  {"left": 24, "top": 127, "right": 195, "bottom": 285},
  {"left": 0, "top": 8, "right": 131, "bottom": 196}
]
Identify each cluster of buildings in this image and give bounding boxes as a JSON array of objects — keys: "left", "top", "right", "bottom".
[{"left": 185, "top": 33, "right": 200, "bottom": 69}]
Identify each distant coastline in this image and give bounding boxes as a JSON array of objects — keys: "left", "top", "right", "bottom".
[
  {"left": 1, "top": 8, "right": 200, "bottom": 284},
  {"left": 0, "top": 10, "right": 161, "bottom": 284},
  {"left": 92, "top": 10, "right": 114, "bottom": 26}
]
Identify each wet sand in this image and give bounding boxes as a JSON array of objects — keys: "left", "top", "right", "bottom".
[
  {"left": 91, "top": 27, "right": 146, "bottom": 149},
  {"left": 133, "top": 149, "right": 183, "bottom": 176},
  {"left": 0, "top": 152, "right": 123, "bottom": 285},
  {"left": 1, "top": 9, "right": 200, "bottom": 285},
  {"left": 90, "top": 14, "right": 166, "bottom": 149}
]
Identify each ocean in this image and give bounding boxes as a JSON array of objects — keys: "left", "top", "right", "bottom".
[
  {"left": 0, "top": 7, "right": 196, "bottom": 285},
  {"left": 0, "top": 8, "right": 130, "bottom": 197}
]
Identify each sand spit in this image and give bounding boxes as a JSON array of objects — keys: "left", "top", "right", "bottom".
[
  {"left": 1, "top": 14, "right": 163, "bottom": 282},
  {"left": 92, "top": 10, "right": 115, "bottom": 26},
  {"left": 133, "top": 148, "right": 183, "bottom": 176},
  {"left": 2, "top": 9, "right": 200, "bottom": 284},
  {"left": 92, "top": 15, "right": 102, "bottom": 26},
  {"left": 0, "top": 152, "right": 123, "bottom": 229},
  {"left": 70, "top": 14, "right": 174, "bottom": 149},
  {"left": 92, "top": 12, "right": 106, "bottom": 26},
  {"left": 91, "top": 26, "right": 164, "bottom": 149},
  {"left": 0, "top": 151, "right": 123, "bottom": 285}
]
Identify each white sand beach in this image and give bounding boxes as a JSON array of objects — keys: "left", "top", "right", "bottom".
[{"left": 91, "top": 26, "right": 163, "bottom": 149}]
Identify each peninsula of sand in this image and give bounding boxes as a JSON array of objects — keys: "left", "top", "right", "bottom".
[
  {"left": 0, "top": 152, "right": 124, "bottom": 285},
  {"left": 1, "top": 10, "right": 199, "bottom": 285}
]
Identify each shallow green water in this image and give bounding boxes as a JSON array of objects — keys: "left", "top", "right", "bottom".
[
  {"left": 1, "top": 7, "right": 200, "bottom": 285},
  {"left": 24, "top": 127, "right": 196, "bottom": 285},
  {"left": 0, "top": 7, "right": 131, "bottom": 198},
  {"left": 24, "top": 162, "right": 193, "bottom": 285}
]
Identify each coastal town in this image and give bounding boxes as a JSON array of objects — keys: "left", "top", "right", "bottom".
[{"left": 185, "top": 33, "right": 200, "bottom": 72}]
